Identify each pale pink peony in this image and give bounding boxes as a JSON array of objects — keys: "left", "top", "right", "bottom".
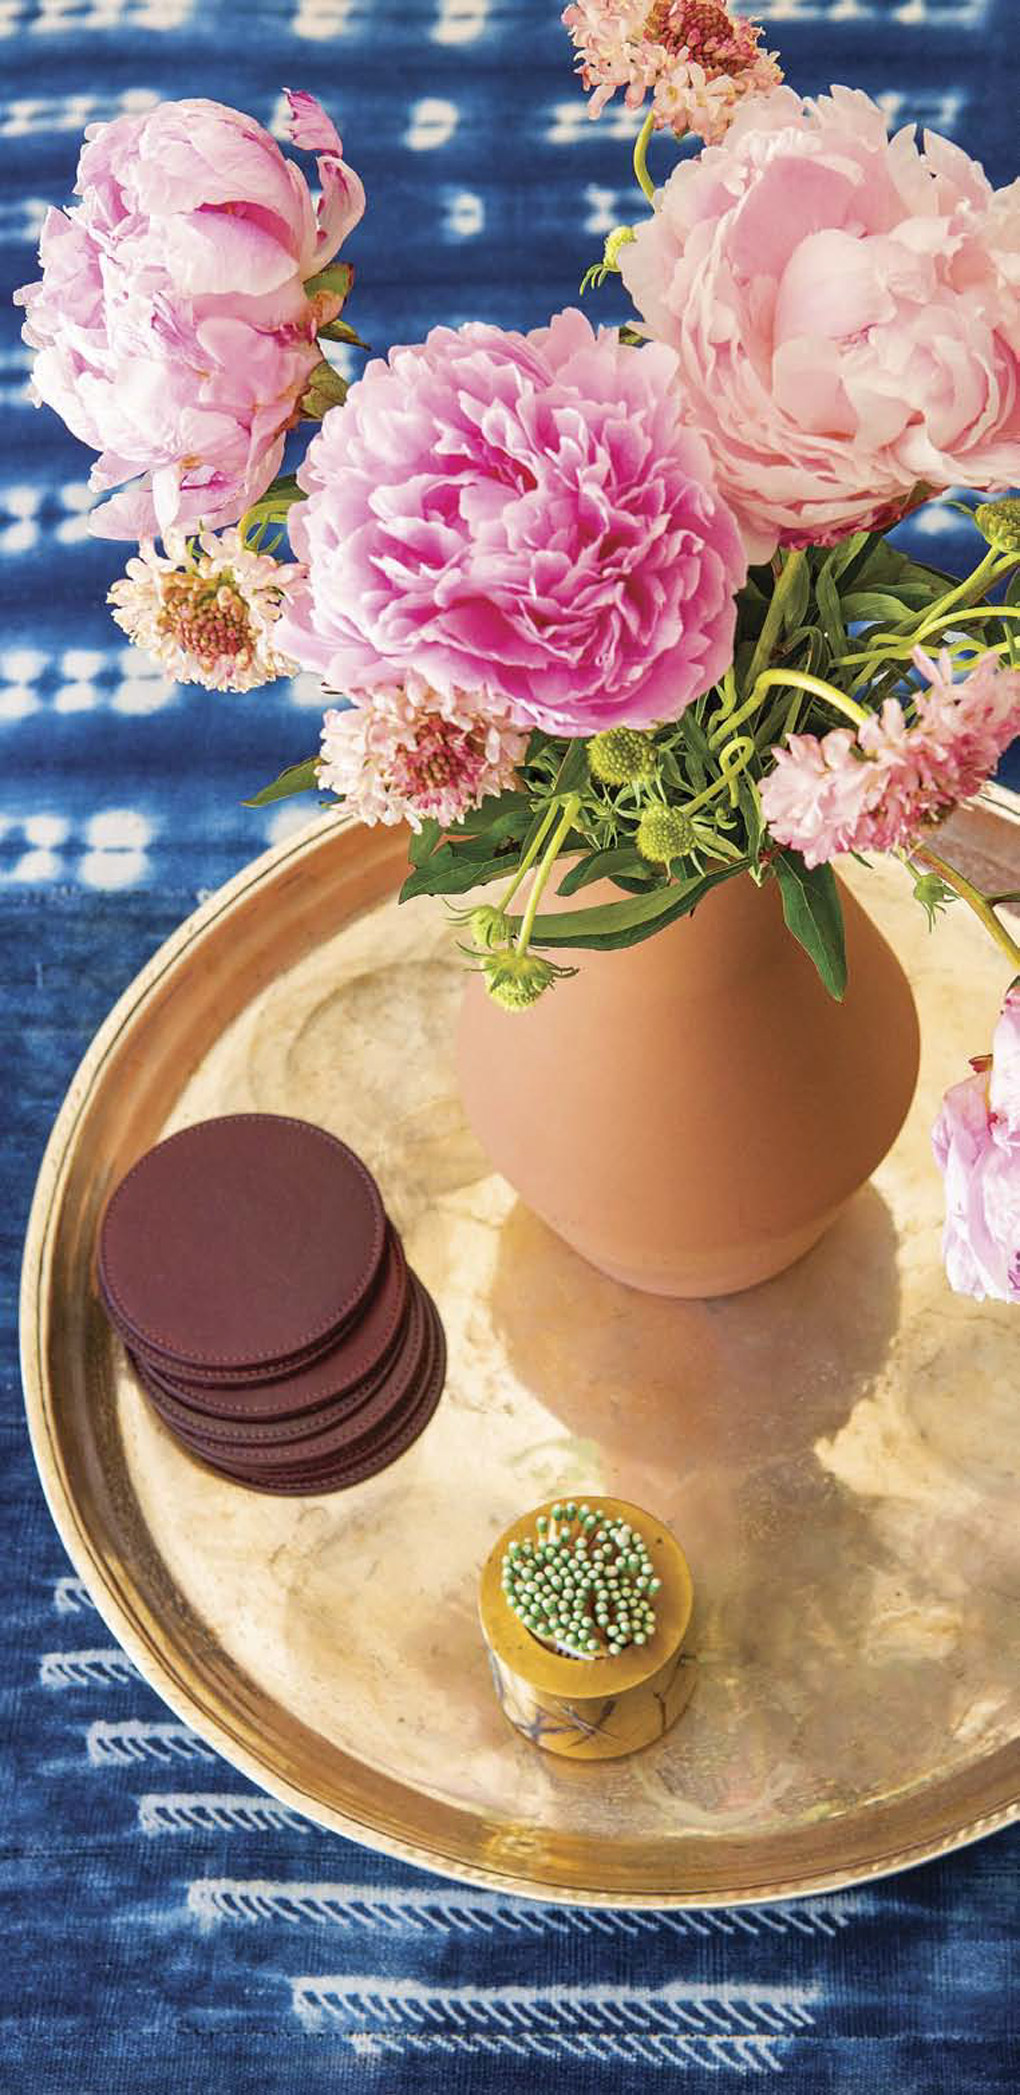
[
  {"left": 279, "top": 308, "right": 747, "bottom": 736},
  {"left": 620, "top": 85, "right": 1020, "bottom": 560},
  {"left": 562, "top": 0, "right": 782, "bottom": 145},
  {"left": 760, "top": 650, "right": 1020, "bottom": 867},
  {"left": 317, "top": 676, "right": 528, "bottom": 831},
  {"left": 107, "top": 529, "right": 302, "bottom": 690},
  {"left": 13, "top": 90, "right": 364, "bottom": 540},
  {"left": 932, "top": 989, "right": 1020, "bottom": 1302}
]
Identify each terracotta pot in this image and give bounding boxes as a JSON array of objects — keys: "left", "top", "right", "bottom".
[{"left": 457, "top": 868, "right": 920, "bottom": 1298}]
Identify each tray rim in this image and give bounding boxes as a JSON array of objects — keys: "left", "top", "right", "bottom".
[{"left": 19, "top": 801, "right": 1020, "bottom": 1909}]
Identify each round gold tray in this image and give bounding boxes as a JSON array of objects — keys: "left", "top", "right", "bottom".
[{"left": 20, "top": 798, "right": 1020, "bottom": 1906}]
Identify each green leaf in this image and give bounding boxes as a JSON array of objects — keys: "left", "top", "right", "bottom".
[
  {"left": 815, "top": 558, "right": 848, "bottom": 656},
  {"left": 781, "top": 555, "right": 811, "bottom": 634},
  {"left": 407, "top": 816, "right": 441, "bottom": 868},
  {"left": 839, "top": 590, "right": 919, "bottom": 627},
  {"left": 553, "top": 739, "right": 590, "bottom": 795},
  {"left": 239, "top": 473, "right": 304, "bottom": 543},
  {"left": 736, "top": 775, "right": 764, "bottom": 862},
  {"left": 243, "top": 757, "right": 319, "bottom": 808},
  {"left": 855, "top": 543, "right": 951, "bottom": 600},
  {"left": 399, "top": 848, "right": 512, "bottom": 902},
  {"left": 303, "top": 260, "right": 354, "bottom": 308},
  {"left": 317, "top": 318, "right": 371, "bottom": 349},
  {"left": 774, "top": 851, "right": 847, "bottom": 1000},
  {"left": 823, "top": 529, "right": 874, "bottom": 582},
  {"left": 525, "top": 863, "right": 746, "bottom": 952},
  {"left": 556, "top": 846, "right": 648, "bottom": 896}
]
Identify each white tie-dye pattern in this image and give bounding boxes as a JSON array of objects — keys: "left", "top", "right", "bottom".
[
  {"left": 187, "top": 1877, "right": 859, "bottom": 1939},
  {"left": 291, "top": 1974, "right": 818, "bottom": 2066},
  {"left": 139, "top": 1793, "right": 311, "bottom": 1834},
  {"left": 52, "top": 1576, "right": 98, "bottom": 1613},
  {"left": 86, "top": 1719, "right": 219, "bottom": 1765},
  {"left": 40, "top": 1647, "right": 141, "bottom": 1687}
]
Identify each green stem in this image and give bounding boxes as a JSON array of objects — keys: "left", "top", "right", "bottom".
[
  {"left": 517, "top": 795, "right": 582, "bottom": 952},
  {"left": 837, "top": 603, "right": 1020, "bottom": 678},
  {"left": 633, "top": 109, "right": 656, "bottom": 202},
  {"left": 911, "top": 547, "right": 1005, "bottom": 639},
  {"left": 715, "top": 667, "right": 869, "bottom": 747},
  {"left": 910, "top": 842, "right": 1020, "bottom": 971},
  {"left": 497, "top": 801, "right": 559, "bottom": 913},
  {"left": 740, "top": 549, "right": 809, "bottom": 699}
]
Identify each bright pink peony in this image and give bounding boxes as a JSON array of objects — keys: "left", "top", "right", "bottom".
[
  {"left": 933, "top": 989, "right": 1020, "bottom": 1303},
  {"left": 760, "top": 649, "right": 1020, "bottom": 866},
  {"left": 13, "top": 90, "right": 364, "bottom": 539},
  {"left": 278, "top": 307, "right": 747, "bottom": 735},
  {"left": 620, "top": 86, "right": 1020, "bottom": 560}
]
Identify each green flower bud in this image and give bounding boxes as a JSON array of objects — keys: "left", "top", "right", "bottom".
[
  {"left": 468, "top": 903, "right": 513, "bottom": 952},
  {"left": 636, "top": 803, "right": 696, "bottom": 865},
  {"left": 589, "top": 726, "right": 656, "bottom": 786},
  {"left": 974, "top": 498, "right": 1020, "bottom": 552},
  {"left": 483, "top": 949, "right": 559, "bottom": 1011}
]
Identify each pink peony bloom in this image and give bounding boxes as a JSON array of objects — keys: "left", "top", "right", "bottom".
[
  {"left": 279, "top": 307, "right": 747, "bottom": 736},
  {"left": 760, "top": 650, "right": 1020, "bottom": 867},
  {"left": 932, "top": 989, "right": 1020, "bottom": 1303},
  {"left": 317, "top": 676, "right": 528, "bottom": 831},
  {"left": 13, "top": 90, "right": 364, "bottom": 540},
  {"left": 107, "top": 529, "right": 302, "bottom": 690},
  {"left": 620, "top": 85, "right": 1020, "bottom": 560},
  {"left": 563, "top": 0, "right": 782, "bottom": 145}
]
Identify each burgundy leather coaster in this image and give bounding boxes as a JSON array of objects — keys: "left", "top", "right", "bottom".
[
  {"left": 132, "top": 1275, "right": 430, "bottom": 1468},
  {"left": 131, "top": 1284, "right": 447, "bottom": 1496},
  {"left": 140, "top": 1228, "right": 409, "bottom": 1429},
  {"left": 181, "top": 1292, "right": 447, "bottom": 1496},
  {"left": 99, "top": 1115, "right": 386, "bottom": 1377}
]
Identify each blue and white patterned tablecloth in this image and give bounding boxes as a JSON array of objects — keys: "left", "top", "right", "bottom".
[{"left": 2, "top": 2, "right": 1018, "bottom": 2088}]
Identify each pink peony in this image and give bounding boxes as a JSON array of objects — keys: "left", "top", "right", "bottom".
[
  {"left": 563, "top": 0, "right": 782, "bottom": 145},
  {"left": 932, "top": 989, "right": 1020, "bottom": 1302},
  {"left": 620, "top": 85, "right": 1020, "bottom": 560},
  {"left": 13, "top": 90, "right": 364, "bottom": 540},
  {"left": 317, "top": 676, "right": 527, "bottom": 831},
  {"left": 279, "top": 307, "right": 747, "bottom": 736},
  {"left": 760, "top": 649, "right": 1020, "bottom": 866}
]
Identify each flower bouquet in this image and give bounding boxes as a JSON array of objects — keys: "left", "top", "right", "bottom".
[{"left": 14, "top": 9, "right": 1020, "bottom": 1302}]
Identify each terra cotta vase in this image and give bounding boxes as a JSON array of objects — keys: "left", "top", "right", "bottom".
[{"left": 457, "top": 868, "right": 920, "bottom": 1298}]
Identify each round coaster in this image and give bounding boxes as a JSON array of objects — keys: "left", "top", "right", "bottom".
[
  {"left": 180, "top": 1291, "right": 447, "bottom": 1496},
  {"left": 131, "top": 1277, "right": 431, "bottom": 1469},
  {"left": 99, "top": 1115, "right": 386, "bottom": 1375},
  {"left": 139, "top": 1229, "right": 410, "bottom": 1428}
]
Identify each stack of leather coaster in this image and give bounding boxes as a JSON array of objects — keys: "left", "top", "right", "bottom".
[{"left": 97, "top": 1113, "right": 446, "bottom": 1494}]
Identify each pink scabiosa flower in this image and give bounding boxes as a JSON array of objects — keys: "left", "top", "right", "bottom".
[
  {"left": 563, "top": 0, "right": 782, "bottom": 144},
  {"left": 760, "top": 650, "right": 1020, "bottom": 867},
  {"left": 13, "top": 90, "right": 364, "bottom": 540},
  {"left": 279, "top": 307, "right": 747, "bottom": 736},
  {"left": 108, "top": 529, "right": 302, "bottom": 691},
  {"left": 317, "top": 677, "right": 528, "bottom": 831},
  {"left": 932, "top": 988, "right": 1020, "bottom": 1303},
  {"left": 620, "top": 86, "right": 1020, "bottom": 559}
]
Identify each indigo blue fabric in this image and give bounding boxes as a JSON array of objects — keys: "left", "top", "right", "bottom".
[{"left": 2, "top": 1, "right": 1019, "bottom": 2088}]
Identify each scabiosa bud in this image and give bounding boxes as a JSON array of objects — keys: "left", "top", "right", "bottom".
[
  {"left": 589, "top": 727, "right": 656, "bottom": 786},
  {"left": 636, "top": 803, "right": 696, "bottom": 863},
  {"left": 974, "top": 498, "right": 1020, "bottom": 552},
  {"left": 482, "top": 950, "right": 574, "bottom": 1010},
  {"left": 469, "top": 904, "right": 513, "bottom": 952}
]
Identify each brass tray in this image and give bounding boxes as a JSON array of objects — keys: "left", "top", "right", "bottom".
[{"left": 20, "top": 796, "right": 1020, "bottom": 1906}]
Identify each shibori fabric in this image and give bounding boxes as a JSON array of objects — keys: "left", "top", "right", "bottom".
[{"left": 1, "top": 1, "right": 1018, "bottom": 2089}]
